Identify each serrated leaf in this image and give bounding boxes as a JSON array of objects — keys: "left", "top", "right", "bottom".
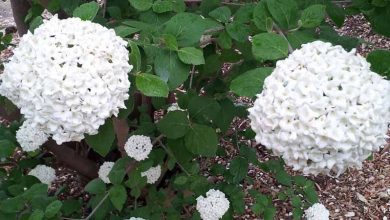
[
  {"left": 109, "top": 185, "right": 127, "bottom": 211},
  {"left": 157, "top": 111, "right": 190, "bottom": 139},
  {"left": 85, "top": 119, "right": 115, "bottom": 157},
  {"left": 184, "top": 124, "right": 218, "bottom": 156},
  {"left": 178, "top": 47, "right": 205, "bottom": 65},
  {"left": 209, "top": 6, "right": 231, "bottom": 23},
  {"left": 253, "top": 1, "right": 273, "bottom": 32},
  {"left": 229, "top": 157, "right": 249, "bottom": 183},
  {"left": 226, "top": 22, "right": 250, "bottom": 42},
  {"left": 286, "top": 29, "right": 316, "bottom": 49},
  {"left": 162, "top": 34, "right": 178, "bottom": 51},
  {"left": 153, "top": 1, "right": 173, "bottom": 13},
  {"left": 230, "top": 67, "right": 273, "bottom": 97},
  {"left": 28, "top": 209, "right": 44, "bottom": 220},
  {"left": 45, "top": 200, "right": 62, "bottom": 218},
  {"left": 85, "top": 178, "right": 106, "bottom": 195},
  {"left": 266, "top": 0, "right": 299, "bottom": 29},
  {"left": 252, "top": 33, "right": 288, "bottom": 60},
  {"left": 136, "top": 73, "right": 169, "bottom": 97},
  {"left": 73, "top": 2, "right": 99, "bottom": 21},
  {"left": 188, "top": 96, "right": 221, "bottom": 123},
  {"left": 129, "top": 40, "right": 141, "bottom": 72},
  {"left": 129, "top": 0, "right": 153, "bottom": 11},
  {"left": 301, "top": 4, "right": 326, "bottom": 28},
  {"left": 154, "top": 50, "right": 190, "bottom": 89}
]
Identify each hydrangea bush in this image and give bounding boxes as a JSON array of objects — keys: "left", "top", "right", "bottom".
[{"left": 0, "top": 0, "right": 389, "bottom": 220}]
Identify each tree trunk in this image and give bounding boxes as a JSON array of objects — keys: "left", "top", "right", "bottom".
[{"left": 10, "top": 0, "right": 31, "bottom": 36}]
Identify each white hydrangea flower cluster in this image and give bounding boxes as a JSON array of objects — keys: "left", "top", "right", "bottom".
[
  {"left": 28, "top": 165, "right": 56, "bottom": 185},
  {"left": 304, "top": 203, "right": 330, "bottom": 220},
  {"left": 98, "top": 161, "right": 114, "bottom": 184},
  {"left": 0, "top": 16, "right": 132, "bottom": 144},
  {"left": 249, "top": 41, "right": 390, "bottom": 176},
  {"left": 124, "top": 135, "right": 153, "bottom": 161},
  {"left": 141, "top": 165, "right": 161, "bottom": 184},
  {"left": 196, "top": 189, "right": 230, "bottom": 220},
  {"left": 16, "top": 120, "right": 49, "bottom": 152}
]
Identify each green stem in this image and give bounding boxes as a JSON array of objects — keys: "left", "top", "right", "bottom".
[{"left": 85, "top": 193, "right": 109, "bottom": 220}]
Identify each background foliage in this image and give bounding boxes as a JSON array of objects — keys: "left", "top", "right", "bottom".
[{"left": 0, "top": 0, "right": 389, "bottom": 219}]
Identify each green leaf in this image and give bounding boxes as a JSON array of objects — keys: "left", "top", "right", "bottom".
[
  {"left": 136, "top": 73, "right": 169, "bottom": 97},
  {"left": 229, "top": 157, "right": 249, "bottom": 183},
  {"left": 0, "top": 196, "right": 24, "bottom": 213},
  {"left": 286, "top": 29, "right": 316, "bottom": 49},
  {"left": 157, "top": 111, "right": 190, "bottom": 139},
  {"left": 163, "top": 12, "right": 223, "bottom": 46},
  {"left": 367, "top": 50, "right": 390, "bottom": 78},
  {"left": 266, "top": 0, "right": 299, "bottom": 29},
  {"left": 184, "top": 124, "right": 218, "bottom": 156},
  {"left": 45, "top": 200, "right": 62, "bottom": 218},
  {"left": 303, "top": 184, "right": 319, "bottom": 203},
  {"left": 252, "top": 33, "right": 288, "bottom": 60},
  {"left": 0, "top": 140, "right": 16, "bottom": 158},
  {"left": 253, "top": 1, "right": 273, "bottom": 32},
  {"left": 368, "top": 6, "right": 390, "bottom": 37},
  {"left": 61, "top": 199, "right": 81, "bottom": 216},
  {"left": 108, "top": 158, "right": 129, "bottom": 185},
  {"left": 162, "top": 34, "right": 178, "bottom": 51},
  {"left": 209, "top": 6, "right": 231, "bottom": 23},
  {"left": 319, "top": 25, "right": 359, "bottom": 50},
  {"left": 153, "top": 1, "right": 173, "bottom": 13},
  {"left": 114, "top": 26, "right": 139, "bottom": 38},
  {"left": 73, "top": 2, "right": 99, "bottom": 21},
  {"left": 325, "top": 1, "right": 345, "bottom": 27},
  {"left": 230, "top": 67, "right": 273, "bottom": 97},
  {"left": 85, "top": 119, "right": 115, "bottom": 157},
  {"left": 264, "top": 207, "right": 276, "bottom": 220},
  {"left": 217, "top": 31, "right": 232, "bottom": 49},
  {"left": 291, "top": 195, "right": 302, "bottom": 208},
  {"left": 154, "top": 50, "right": 190, "bottom": 89},
  {"left": 178, "top": 47, "right": 205, "bottom": 65},
  {"left": 109, "top": 185, "right": 127, "bottom": 211},
  {"left": 118, "top": 97, "right": 134, "bottom": 119},
  {"left": 213, "top": 99, "right": 236, "bottom": 133},
  {"left": 174, "top": 176, "right": 188, "bottom": 185},
  {"left": 300, "top": 4, "right": 326, "bottom": 28},
  {"left": 274, "top": 170, "right": 292, "bottom": 186},
  {"left": 129, "top": 0, "right": 153, "bottom": 11},
  {"left": 85, "top": 179, "right": 106, "bottom": 195},
  {"left": 29, "top": 16, "right": 43, "bottom": 32},
  {"left": 22, "top": 184, "right": 48, "bottom": 200},
  {"left": 107, "top": 6, "right": 122, "bottom": 19},
  {"left": 28, "top": 209, "right": 44, "bottom": 220},
  {"left": 226, "top": 22, "right": 250, "bottom": 42},
  {"left": 188, "top": 96, "right": 221, "bottom": 123},
  {"left": 129, "top": 40, "right": 141, "bottom": 73},
  {"left": 292, "top": 207, "right": 304, "bottom": 220}
]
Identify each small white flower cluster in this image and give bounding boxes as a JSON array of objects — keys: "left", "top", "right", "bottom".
[
  {"left": 124, "top": 135, "right": 153, "bottom": 161},
  {"left": 196, "top": 189, "right": 230, "bottom": 220},
  {"left": 167, "top": 103, "right": 184, "bottom": 112},
  {"left": 249, "top": 41, "right": 390, "bottom": 176},
  {"left": 304, "top": 203, "right": 330, "bottom": 220},
  {"left": 0, "top": 15, "right": 132, "bottom": 144},
  {"left": 126, "top": 217, "right": 146, "bottom": 220},
  {"left": 28, "top": 165, "right": 56, "bottom": 185},
  {"left": 141, "top": 165, "right": 161, "bottom": 184},
  {"left": 16, "top": 120, "right": 48, "bottom": 152},
  {"left": 98, "top": 161, "right": 114, "bottom": 184}
]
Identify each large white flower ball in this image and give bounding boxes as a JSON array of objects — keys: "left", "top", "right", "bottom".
[
  {"left": 248, "top": 41, "right": 390, "bottom": 176},
  {"left": 0, "top": 16, "right": 132, "bottom": 144}
]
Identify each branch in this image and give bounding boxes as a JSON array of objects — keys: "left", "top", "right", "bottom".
[
  {"left": 273, "top": 23, "right": 293, "bottom": 54},
  {"left": 44, "top": 140, "right": 99, "bottom": 179},
  {"left": 85, "top": 193, "right": 109, "bottom": 220}
]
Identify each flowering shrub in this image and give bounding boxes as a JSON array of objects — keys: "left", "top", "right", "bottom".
[
  {"left": 249, "top": 41, "right": 390, "bottom": 176},
  {"left": 0, "top": 0, "right": 389, "bottom": 220}
]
